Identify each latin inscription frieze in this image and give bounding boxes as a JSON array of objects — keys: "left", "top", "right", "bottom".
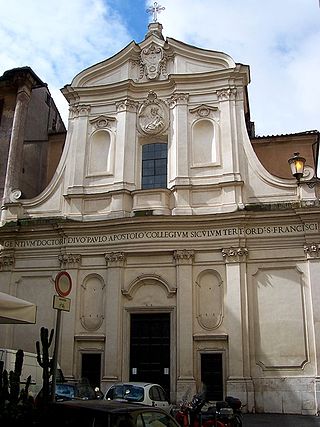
[{"left": 2, "top": 222, "right": 318, "bottom": 249}]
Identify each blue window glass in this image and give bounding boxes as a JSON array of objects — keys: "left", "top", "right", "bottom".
[{"left": 142, "top": 143, "right": 167, "bottom": 189}]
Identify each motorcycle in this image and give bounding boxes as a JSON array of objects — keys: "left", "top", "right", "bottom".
[{"left": 173, "top": 392, "right": 243, "bottom": 427}]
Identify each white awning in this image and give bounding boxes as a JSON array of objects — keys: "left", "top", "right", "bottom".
[{"left": 0, "top": 292, "right": 37, "bottom": 324}]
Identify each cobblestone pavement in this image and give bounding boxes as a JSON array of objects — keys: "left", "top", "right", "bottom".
[{"left": 243, "top": 413, "right": 320, "bottom": 426}]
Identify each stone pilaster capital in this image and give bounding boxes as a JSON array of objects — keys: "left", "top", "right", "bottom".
[
  {"left": 58, "top": 253, "right": 81, "bottom": 269},
  {"left": 216, "top": 87, "right": 237, "bottom": 102},
  {"left": 0, "top": 254, "right": 15, "bottom": 271},
  {"left": 105, "top": 252, "right": 126, "bottom": 266},
  {"left": 173, "top": 249, "right": 194, "bottom": 265},
  {"left": 168, "top": 93, "right": 189, "bottom": 108},
  {"left": 116, "top": 98, "right": 139, "bottom": 113},
  {"left": 70, "top": 104, "right": 91, "bottom": 118},
  {"left": 304, "top": 243, "right": 320, "bottom": 259},
  {"left": 222, "top": 247, "right": 248, "bottom": 263}
]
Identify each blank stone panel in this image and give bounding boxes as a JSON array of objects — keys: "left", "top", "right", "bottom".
[{"left": 253, "top": 267, "right": 308, "bottom": 369}]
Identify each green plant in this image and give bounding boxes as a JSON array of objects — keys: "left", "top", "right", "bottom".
[
  {"left": 36, "top": 327, "right": 54, "bottom": 406},
  {"left": 0, "top": 349, "right": 34, "bottom": 427}
]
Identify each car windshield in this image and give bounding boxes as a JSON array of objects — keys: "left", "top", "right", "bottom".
[
  {"left": 56, "top": 383, "right": 96, "bottom": 400},
  {"left": 111, "top": 384, "right": 144, "bottom": 402}
]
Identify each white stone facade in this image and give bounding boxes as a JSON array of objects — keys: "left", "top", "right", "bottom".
[{"left": 0, "top": 23, "right": 319, "bottom": 414}]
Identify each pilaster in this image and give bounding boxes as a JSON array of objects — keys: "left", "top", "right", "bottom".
[
  {"left": 173, "top": 249, "right": 196, "bottom": 400},
  {"left": 69, "top": 105, "right": 91, "bottom": 189},
  {"left": 57, "top": 253, "right": 81, "bottom": 381},
  {"left": 304, "top": 242, "right": 320, "bottom": 413},
  {"left": 222, "top": 246, "right": 253, "bottom": 410},
  {"left": 115, "top": 99, "right": 139, "bottom": 189},
  {"left": 102, "top": 252, "right": 126, "bottom": 389},
  {"left": 168, "top": 93, "right": 190, "bottom": 185},
  {"left": 216, "top": 88, "right": 238, "bottom": 176}
]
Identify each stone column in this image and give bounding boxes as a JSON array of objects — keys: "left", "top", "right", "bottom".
[
  {"left": 102, "top": 252, "right": 126, "bottom": 391},
  {"left": 57, "top": 253, "right": 82, "bottom": 381},
  {"left": 222, "top": 246, "right": 254, "bottom": 410},
  {"left": 304, "top": 243, "right": 320, "bottom": 413},
  {"left": 174, "top": 249, "right": 196, "bottom": 401},
  {"left": 2, "top": 73, "right": 34, "bottom": 205}
]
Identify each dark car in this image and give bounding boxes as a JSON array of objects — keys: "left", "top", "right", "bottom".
[
  {"left": 55, "top": 382, "right": 97, "bottom": 401},
  {"left": 35, "top": 381, "right": 98, "bottom": 407},
  {"left": 45, "top": 399, "right": 180, "bottom": 427}
]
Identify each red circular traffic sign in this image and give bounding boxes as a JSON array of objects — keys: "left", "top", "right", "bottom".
[{"left": 55, "top": 271, "right": 72, "bottom": 297}]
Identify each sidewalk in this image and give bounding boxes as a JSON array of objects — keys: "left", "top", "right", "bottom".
[{"left": 243, "top": 413, "right": 320, "bottom": 426}]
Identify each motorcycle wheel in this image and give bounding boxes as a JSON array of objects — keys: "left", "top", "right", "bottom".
[
  {"left": 202, "top": 420, "right": 225, "bottom": 427},
  {"left": 232, "top": 415, "right": 242, "bottom": 427}
]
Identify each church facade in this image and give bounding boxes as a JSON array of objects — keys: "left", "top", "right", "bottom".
[{"left": 1, "top": 22, "right": 320, "bottom": 414}]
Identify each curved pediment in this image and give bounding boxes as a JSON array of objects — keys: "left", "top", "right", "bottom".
[{"left": 67, "top": 34, "right": 237, "bottom": 90}]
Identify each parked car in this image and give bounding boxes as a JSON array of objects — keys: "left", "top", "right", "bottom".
[
  {"left": 55, "top": 382, "right": 97, "bottom": 401},
  {"left": 104, "top": 382, "right": 171, "bottom": 412},
  {"left": 45, "top": 399, "right": 179, "bottom": 427},
  {"left": 36, "top": 380, "right": 98, "bottom": 406}
]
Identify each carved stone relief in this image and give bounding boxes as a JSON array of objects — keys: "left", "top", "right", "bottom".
[
  {"left": 137, "top": 91, "right": 169, "bottom": 136},
  {"left": 89, "top": 115, "right": 116, "bottom": 132},
  {"left": 141, "top": 43, "right": 165, "bottom": 80},
  {"left": 189, "top": 104, "right": 218, "bottom": 119}
]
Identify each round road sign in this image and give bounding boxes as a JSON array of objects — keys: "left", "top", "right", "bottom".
[{"left": 55, "top": 271, "right": 72, "bottom": 297}]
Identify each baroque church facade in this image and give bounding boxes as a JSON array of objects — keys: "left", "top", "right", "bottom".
[{"left": 1, "top": 22, "right": 320, "bottom": 414}]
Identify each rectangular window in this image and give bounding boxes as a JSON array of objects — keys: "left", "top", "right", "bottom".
[{"left": 142, "top": 143, "right": 167, "bottom": 189}]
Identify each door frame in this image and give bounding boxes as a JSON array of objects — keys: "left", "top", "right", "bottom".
[
  {"left": 197, "top": 349, "right": 227, "bottom": 400},
  {"left": 123, "top": 307, "right": 176, "bottom": 403}
]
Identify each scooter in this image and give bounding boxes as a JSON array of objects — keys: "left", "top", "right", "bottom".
[{"left": 174, "top": 392, "right": 226, "bottom": 427}]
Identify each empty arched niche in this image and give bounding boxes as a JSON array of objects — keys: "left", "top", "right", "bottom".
[
  {"left": 192, "top": 119, "right": 217, "bottom": 166},
  {"left": 87, "top": 129, "right": 113, "bottom": 175}
]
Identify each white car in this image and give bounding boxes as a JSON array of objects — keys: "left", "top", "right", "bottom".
[{"left": 104, "top": 382, "right": 171, "bottom": 412}]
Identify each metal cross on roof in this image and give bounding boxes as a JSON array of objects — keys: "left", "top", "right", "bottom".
[{"left": 146, "top": 2, "right": 165, "bottom": 23}]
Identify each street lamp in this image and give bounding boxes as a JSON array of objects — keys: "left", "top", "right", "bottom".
[{"left": 288, "top": 152, "right": 306, "bottom": 183}]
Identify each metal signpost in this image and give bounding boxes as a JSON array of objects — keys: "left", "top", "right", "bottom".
[{"left": 51, "top": 271, "right": 72, "bottom": 401}]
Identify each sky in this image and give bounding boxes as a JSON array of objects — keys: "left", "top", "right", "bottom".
[{"left": 0, "top": 0, "right": 319, "bottom": 137}]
